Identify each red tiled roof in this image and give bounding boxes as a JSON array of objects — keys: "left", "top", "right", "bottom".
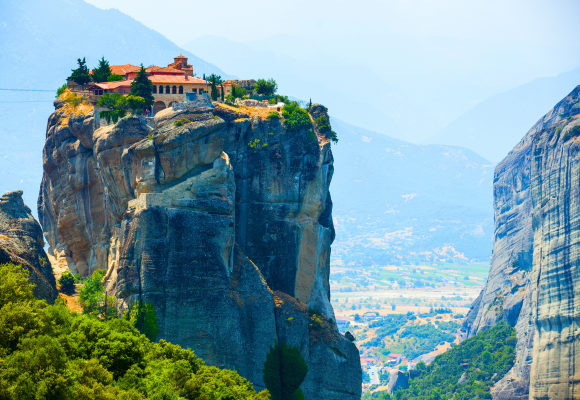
[
  {"left": 150, "top": 66, "right": 185, "bottom": 74},
  {"left": 110, "top": 64, "right": 140, "bottom": 76}
]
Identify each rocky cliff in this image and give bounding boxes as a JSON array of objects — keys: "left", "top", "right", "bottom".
[
  {"left": 464, "top": 85, "right": 580, "bottom": 399},
  {"left": 0, "top": 190, "right": 57, "bottom": 302},
  {"left": 38, "top": 98, "right": 361, "bottom": 398}
]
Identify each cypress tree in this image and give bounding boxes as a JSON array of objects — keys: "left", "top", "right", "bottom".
[
  {"left": 263, "top": 341, "right": 308, "bottom": 400},
  {"left": 130, "top": 64, "right": 154, "bottom": 111}
]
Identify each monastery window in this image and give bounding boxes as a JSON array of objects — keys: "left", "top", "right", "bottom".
[
  {"left": 191, "top": 88, "right": 197, "bottom": 93},
  {"left": 166, "top": 86, "right": 170, "bottom": 94},
  {"left": 153, "top": 86, "right": 157, "bottom": 94},
  {"left": 172, "top": 86, "right": 177, "bottom": 94},
  {"left": 159, "top": 86, "right": 163, "bottom": 94},
  {"left": 179, "top": 86, "right": 183, "bottom": 94}
]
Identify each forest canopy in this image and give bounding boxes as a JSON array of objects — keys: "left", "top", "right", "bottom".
[{"left": 0, "top": 262, "right": 270, "bottom": 400}]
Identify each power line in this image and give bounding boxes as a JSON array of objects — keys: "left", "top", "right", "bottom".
[
  {"left": 0, "top": 101, "right": 53, "bottom": 103},
  {"left": 0, "top": 88, "right": 54, "bottom": 92}
]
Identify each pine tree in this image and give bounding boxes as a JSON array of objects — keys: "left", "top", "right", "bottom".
[
  {"left": 68, "top": 57, "right": 91, "bottom": 89},
  {"left": 130, "top": 65, "right": 154, "bottom": 111},
  {"left": 92, "top": 56, "right": 111, "bottom": 83}
]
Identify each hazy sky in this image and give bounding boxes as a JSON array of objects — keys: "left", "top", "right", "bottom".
[
  {"left": 84, "top": 0, "right": 580, "bottom": 125},
  {"left": 85, "top": 0, "right": 580, "bottom": 48}
]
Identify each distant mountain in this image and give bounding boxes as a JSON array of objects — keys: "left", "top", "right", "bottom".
[
  {"left": 182, "top": 35, "right": 444, "bottom": 143},
  {"left": 425, "top": 66, "right": 580, "bottom": 162},
  {"left": 0, "top": 0, "right": 227, "bottom": 211},
  {"left": 330, "top": 117, "right": 494, "bottom": 265}
]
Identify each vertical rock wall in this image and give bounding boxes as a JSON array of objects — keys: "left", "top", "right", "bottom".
[
  {"left": 465, "top": 85, "right": 580, "bottom": 399},
  {"left": 0, "top": 190, "right": 57, "bottom": 302},
  {"left": 38, "top": 100, "right": 361, "bottom": 399}
]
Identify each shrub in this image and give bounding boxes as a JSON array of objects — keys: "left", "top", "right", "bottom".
[
  {"left": 267, "top": 111, "right": 281, "bottom": 120},
  {"left": 58, "top": 270, "right": 76, "bottom": 294},
  {"left": 224, "top": 94, "right": 236, "bottom": 105},
  {"left": 282, "top": 102, "right": 313, "bottom": 133},
  {"left": 107, "top": 73, "right": 124, "bottom": 82},
  {"left": 563, "top": 126, "right": 580, "bottom": 142},
  {"left": 126, "top": 299, "right": 159, "bottom": 342},
  {"left": 97, "top": 92, "right": 128, "bottom": 123},
  {"left": 126, "top": 95, "right": 145, "bottom": 115},
  {"left": 56, "top": 84, "right": 68, "bottom": 98},
  {"left": 314, "top": 115, "right": 331, "bottom": 132},
  {"left": 175, "top": 118, "right": 191, "bottom": 127}
]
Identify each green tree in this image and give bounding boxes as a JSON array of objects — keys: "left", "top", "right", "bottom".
[
  {"left": 58, "top": 270, "right": 76, "bottom": 294},
  {"left": 126, "top": 95, "right": 145, "bottom": 115},
  {"left": 107, "top": 74, "right": 124, "bottom": 82},
  {"left": 97, "top": 93, "right": 128, "bottom": 123},
  {"left": 205, "top": 74, "right": 223, "bottom": 101},
  {"left": 130, "top": 65, "right": 154, "bottom": 111},
  {"left": 0, "top": 263, "right": 268, "bottom": 400},
  {"left": 263, "top": 341, "right": 308, "bottom": 400},
  {"left": 127, "top": 299, "right": 159, "bottom": 342},
  {"left": 92, "top": 56, "right": 112, "bottom": 83},
  {"left": 68, "top": 57, "right": 91, "bottom": 89},
  {"left": 232, "top": 85, "right": 247, "bottom": 99},
  {"left": 255, "top": 79, "right": 278, "bottom": 96},
  {"left": 78, "top": 269, "right": 106, "bottom": 316}
]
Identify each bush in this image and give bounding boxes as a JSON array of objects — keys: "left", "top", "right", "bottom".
[
  {"left": 97, "top": 92, "right": 128, "bottom": 123},
  {"left": 78, "top": 269, "right": 106, "bottom": 316},
  {"left": 175, "top": 118, "right": 191, "bottom": 127},
  {"left": 267, "top": 111, "right": 281, "bottom": 120},
  {"left": 58, "top": 270, "right": 76, "bottom": 294},
  {"left": 56, "top": 84, "right": 68, "bottom": 98},
  {"left": 0, "top": 262, "right": 269, "bottom": 400},
  {"left": 224, "top": 94, "right": 236, "bottom": 105},
  {"left": 107, "top": 73, "right": 124, "bottom": 82},
  {"left": 282, "top": 102, "right": 313, "bottom": 133}
]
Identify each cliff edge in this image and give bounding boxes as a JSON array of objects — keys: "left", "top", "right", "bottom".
[
  {"left": 464, "top": 85, "right": 580, "bottom": 399},
  {"left": 38, "top": 99, "right": 361, "bottom": 398}
]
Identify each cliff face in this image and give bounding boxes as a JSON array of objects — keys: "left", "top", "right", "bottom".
[
  {"left": 464, "top": 85, "right": 580, "bottom": 399},
  {"left": 0, "top": 190, "right": 57, "bottom": 302},
  {"left": 39, "top": 100, "right": 360, "bottom": 398}
]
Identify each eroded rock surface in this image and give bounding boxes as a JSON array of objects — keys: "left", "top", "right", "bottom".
[
  {"left": 464, "top": 85, "right": 580, "bottom": 399},
  {"left": 39, "top": 101, "right": 360, "bottom": 399},
  {"left": 0, "top": 190, "right": 57, "bottom": 302}
]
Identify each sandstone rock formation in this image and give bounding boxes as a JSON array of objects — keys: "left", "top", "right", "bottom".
[
  {"left": 39, "top": 99, "right": 360, "bottom": 398},
  {"left": 0, "top": 190, "right": 57, "bottom": 302},
  {"left": 464, "top": 85, "right": 580, "bottom": 399}
]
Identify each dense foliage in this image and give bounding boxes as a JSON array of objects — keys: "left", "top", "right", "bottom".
[
  {"left": 254, "top": 79, "right": 278, "bottom": 96},
  {"left": 97, "top": 93, "right": 145, "bottom": 123},
  {"left": 389, "top": 322, "right": 517, "bottom": 400},
  {"left": 108, "top": 74, "right": 125, "bottom": 82},
  {"left": 93, "top": 56, "right": 112, "bottom": 83},
  {"left": 281, "top": 102, "right": 313, "bottom": 133},
  {"left": 0, "top": 262, "right": 269, "bottom": 400},
  {"left": 398, "top": 323, "right": 455, "bottom": 360},
  {"left": 263, "top": 342, "right": 307, "bottom": 400}
]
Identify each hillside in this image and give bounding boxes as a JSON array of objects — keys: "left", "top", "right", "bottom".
[
  {"left": 426, "top": 66, "right": 580, "bottom": 162},
  {"left": 0, "top": 0, "right": 227, "bottom": 211},
  {"left": 330, "top": 117, "right": 494, "bottom": 267}
]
